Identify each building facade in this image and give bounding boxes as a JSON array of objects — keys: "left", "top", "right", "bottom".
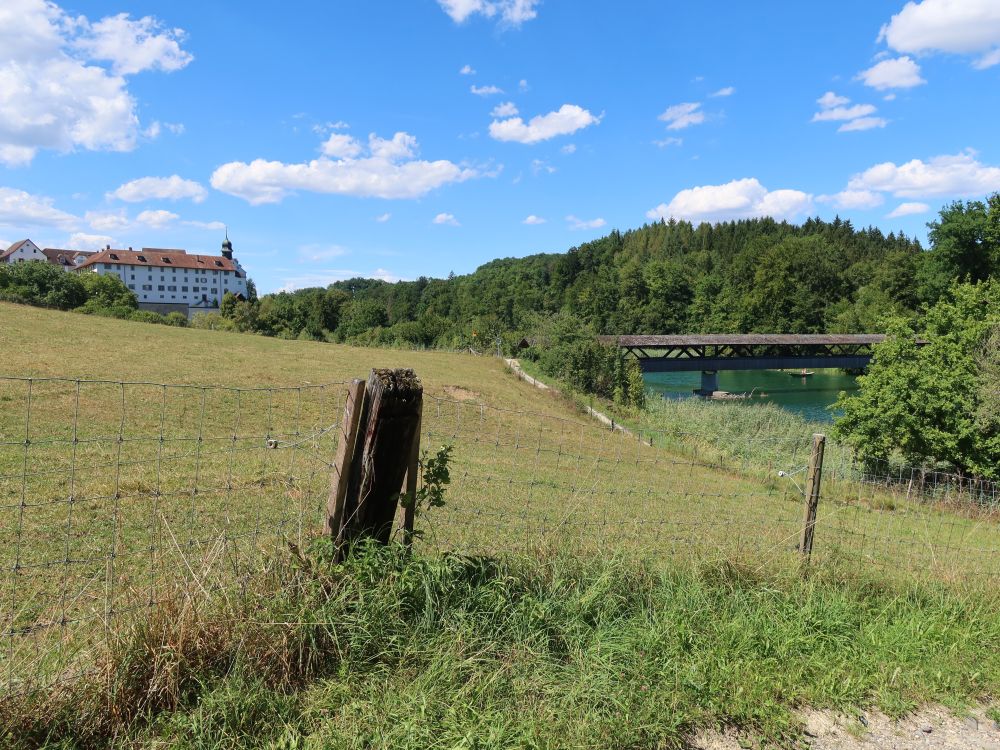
[
  {"left": 0, "top": 239, "right": 44, "bottom": 263},
  {"left": 2, "top": 240, "right": 94, "bottom": 269},
  {"left": 75, "top": 237, "right": 248, "bottom": 318}
]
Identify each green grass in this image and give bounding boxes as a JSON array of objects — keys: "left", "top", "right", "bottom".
[
  {"left": 1, "top": 302, "right": 998, "bottom": 711},
  {"left": 3, "top": 542, "right": 998, "bottom": 749}
]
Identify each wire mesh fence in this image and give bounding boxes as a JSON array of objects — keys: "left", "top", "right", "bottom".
[
  {"left": 2, "top": 374, "right": 998, "bottom": 697},
  {"left": 1, "top": 375, "right": 349, "bottom": 697}
]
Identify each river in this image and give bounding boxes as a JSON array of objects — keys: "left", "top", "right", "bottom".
[{"left": 643, "top": 368, "right": 859, "bottom": 422}]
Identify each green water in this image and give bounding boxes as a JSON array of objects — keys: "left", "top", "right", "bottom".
[{"left": 643, "top": 368, "right": 859, "bottom": 422}]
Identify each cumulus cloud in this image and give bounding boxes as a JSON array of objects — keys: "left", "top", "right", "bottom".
[
  {"left": 183, "top": 220, "right": 226, "bottom": 231},
  {"left": 857, "top": 56, "right": 926, "bottom": 90},
  {"left": 838, "top": 117, "right": 889, "bottom": 133},
  {"left": 489, "top": 104, "right": 601, "bottom": 144},
  {"left": 560, "top": 143, "right": 576, "bottom": 154},
  {"left": 846, "top": 150, "right": 1000, "bottom": 198},
  {"left": 433, "top": 212, "right": 460, "bottom": 226},
  {"left": 531, "top": 159, "right": 556, "bottom": 175},
  {"left": 879, "top": 0, "right": 1000, "bottom": 69},
  {"left": 522, "top": 215, "right": 546, "bottom": 224},
  {"left": 320, "top": 133, "right": 363, "bottom": 158},
  {"left": 471, "top": 84, "right": 504, "bottom": 96},
  {"left": 459, "top": 64, "right": 476, "bottom": 75},
  {"left": 211, "top": 131, "right": 479, "bottom": 204},
  {"left": 0, "top": 0, "right": 191, "bottom": 166},
  {"left": 75, "top": 13, "right": 192, "bottom": 75},
  {"left": 68, "top": 232, "right": 116, "bottom": 250},
  {"left": 437, "top": 0, "right": 539, "bottom": 26},
  {"left": 658, "top": 102, "right": 705, "bottom": 130},
  {"left": 710, "top": 86, "right": 735, "bottom": 97},
  {"left": 109, "top": 175, "right": 207, "bottom": 203},
  {"left": 566, "top": 215, "right": 606, "bottom": 230},
  {"left": 817, "top": 189, "right": 885, "bottom": 210},
  {"left": 0, "top": 187, "right": 79, "bottom": 229},
  {"left": 135, "top": 209, "right": 178, "bottom": 228},
  {"left": 375, "top": 212, "right": 391, "bottom": 223},
  {"left": 491, "top": 101, "right": 519, "bottom": 117},
  {"left": 812, "top": 92, "right": 886, "bottom": 133},
  {"left": 646, "top": 178, "right": 813, "bottom": 223},
  {"left": 85, "top": 209, "right": 130, "bottom": 231},
  {"left": 887, "top": 201, "right": 931, "bottom": 218}
]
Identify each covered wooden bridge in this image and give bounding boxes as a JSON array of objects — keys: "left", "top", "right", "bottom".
[{"left": 597, "top": 334, "right": 897, "bottom": 393}]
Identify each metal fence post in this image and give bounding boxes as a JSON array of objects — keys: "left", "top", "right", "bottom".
[{"left": 799, "top": 433, "right": 826, "bottom": 561}]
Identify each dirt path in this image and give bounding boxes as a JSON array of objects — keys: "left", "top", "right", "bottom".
[{"left": 691, "top": 708, "right": 1000, "bottom": 749}]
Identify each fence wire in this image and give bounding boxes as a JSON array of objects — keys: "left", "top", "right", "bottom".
[
  {"left": 1, "top": 375, "right": 348, "bottom": 697},
  {"left": 2, "top": 375, "right": 998, "bottom": 698}
]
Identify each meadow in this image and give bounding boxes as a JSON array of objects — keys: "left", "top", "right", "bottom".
[{"left": 0, "top": 302, "right": 998, "bottom": 747}]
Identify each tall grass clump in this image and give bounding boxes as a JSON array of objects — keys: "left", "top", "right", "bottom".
[{"left": 3, "top": 541, "right": 998, "bottom": 749}]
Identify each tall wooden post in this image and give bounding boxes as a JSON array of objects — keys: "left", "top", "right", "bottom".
[
  {"left": 335, "top": 369, "right": 422, "bottom": 559},
  {"left": 401, "top": 402, "right": 423, "bottom": 549},
  {"left": 799, "top": 433, "right": 826, "bottom": 561}
]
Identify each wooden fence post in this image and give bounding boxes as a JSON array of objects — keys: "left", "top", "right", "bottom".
[
  {"left": 799, "top": 433, "right": 826, "bottom": 561},
  {"left": 335, "top": 368, "right": 422, "bottom": 560},
  {"left": 400, "top": 402, "right": 423, "bottom": 549},
  {"left": 324, "top": 378, "right": 367, "bottom": 538}
]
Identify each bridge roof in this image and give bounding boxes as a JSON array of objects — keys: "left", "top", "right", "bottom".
[{"left": 599, "top": 334, "right": 889, "bottom": 347}]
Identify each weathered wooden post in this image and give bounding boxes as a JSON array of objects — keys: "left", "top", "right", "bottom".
[
  {"left": 401, "top": 402, "right": 423, "bottom": 549},
  {"left": 333, "top": 369, "right": 423, "bottom": 559},
  {"left": 324, "top": 378, "right": 367, "bottom": 537},
  {"left": 799, "top": 433, "right": 826, "bottom": 561}
]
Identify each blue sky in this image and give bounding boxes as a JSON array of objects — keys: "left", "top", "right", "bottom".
[{"left": 2, "top": 1, "right": 1000, "bottom": 293}]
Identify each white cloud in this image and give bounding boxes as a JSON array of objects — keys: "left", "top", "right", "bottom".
[
  {"left": 211, "top": 131, "right": 479, "bottom": 204},
  {"left": 320, "top": 133, "right": 363, "bottom": 158},
  {"left": 433, "top": 212, "right": 460, "bottom": 226},
  {"left": 109, "top": 175, "right": 207, "bottom": 203},
  {"left": 846, "top": 150, "right": 1000, "bottom": 198},
  {"left": 653, "top": 137, "right": 683, "bottom": 148},
  {"left": 165, "top": 122, "right": 185, "bottom": 134},
  {"left": 437, "top": 0, "right": 539, "bottom": 26},
  {"left": 566, "top": 215, "right": 606, "bottom": 230},
  {"left": 838, "top": 117, "right": 889, "bottom": 132},
  {"left": 75, "top": 13, "right": 192, "bottom": 75},
  {"left": 531, "top": 159, "right": 556, "bottom": 175},
  {"left": 0, "top": 0, "right": 190, "bottom": 166},
  {"left": 561, "top": 143, "right": 577, "bottom": 154},
  {"left": 887, "top": 201, "right": 931, "bottom": 218},
  {"left": 459, "top": 64, "right": 476, "bottom": 75},
  {"left": 0, "top": 187, "right": 79, "bottom": 229},
  {"left": 491, "top": 101, "right": 519, "bottom": 117},
  {"left": 646, "top": 178, "right": 813, "bottom": 223},
  {"left": 812, "top": 103, "right": 877, "bottom": 122},
  {"left": 183, "top": 220, "right": 226, "bottom": 231},
  {"left": 85, "top": 209, "right": 130, "bottom": 231},
  {"left": 817, "top": 91, "right": 850, "bottom": 109},
  {"left": 817, "top": 190, "right": 885, "bottom": 210},
  {"left": 489, "top": 104, "right": 601, "bottom": 144},
  {"left": 522, "top": 215, "right": 545, "bottom": 224},
  {"left": 68, "top": 232, "right": 115, "bottom": 250},
  {"left": 658, "top": 102, "right": 705, "bottom": 130},
  {"left": 857, "top": 56, "right": 926, "bottom": 90},
  {"left": 375, "top": 212, "right": 392, "bottom": 223},
  {"left": 710, "top": 86, "right": 735, "bottom": 97},
  {"left": 135, "top": 209, "right": 178, "bottom": 228},
  {"left": 878, "top": 0, "right": 1000, "bottom": 69},
  {"left": 471, "top": 84, "right": 504, "bottom": 96},
  {"left": 518, "top": 79, "right": 529, "bottom": 91}
]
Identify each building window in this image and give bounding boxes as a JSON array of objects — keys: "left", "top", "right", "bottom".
[
  {"left": 158, "top": 285, "right": 165, "bottom": 291},
  {"left": 103, "top": 263, "right": 111, "bottom": 269},
  {"left": 128, "top": 284, "right": 135, "bottom": 290},
  {"left": 167, "top": 285, "right": 176, "bottom": 292},
  {"left": 181, "top": 286, "right": 188, "bottom": 292},
  {"left": 211, "top": 288, "right": 218, "bottom": 294},
  {"left": 192, "top": 286, "right": 199, "bottom": 292}
]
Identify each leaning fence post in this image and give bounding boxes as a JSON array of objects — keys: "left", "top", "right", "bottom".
[
  {"left": 324, "top": 378, "right": 367, "bottom": 539},
  {"left": 335, "top": 369, "right": 422, "bottom": 560},
  {"left": 799, "top": 433, "right": 826, "bottom": 561}
]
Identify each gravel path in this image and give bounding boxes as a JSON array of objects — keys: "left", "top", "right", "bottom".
[{"left": 691, "top": 707, "right": 1000, "bottom": 749}]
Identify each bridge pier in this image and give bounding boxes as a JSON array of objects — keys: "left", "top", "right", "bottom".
[{"left": 696, "top": 370, "right": 718, "bottom": 396}]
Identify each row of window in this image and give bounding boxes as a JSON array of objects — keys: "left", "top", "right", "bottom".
[
  {"left": 103, "top": 263, "right": 231, "bottom": 277},
  {"left": 131, "top": 284, "right": 221, "bottom": 294}
]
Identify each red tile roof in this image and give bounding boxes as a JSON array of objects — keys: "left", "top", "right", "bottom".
[
  {"left": 75, "top": 248, "right": 241, "bottom": 274},
  {"left": 1, "top": 240, "right": 32, "bottom": 261},
  {"left": 41, "top": 248, "right": 95, "bottom": 266}
]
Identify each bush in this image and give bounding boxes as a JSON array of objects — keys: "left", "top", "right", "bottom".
[
  {"left": 129, "top": 310, "right": 168, "bottom": 324},
  {"left": 0, "top": 261, "right": 87, "bottom": 309},
  {"left": 164, "top": 312, "right": 188, "bottom": 327}
]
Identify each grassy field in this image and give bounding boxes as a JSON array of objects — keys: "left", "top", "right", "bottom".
[{"left": 1, "top": 302, "right": 998, "bottom": 728}]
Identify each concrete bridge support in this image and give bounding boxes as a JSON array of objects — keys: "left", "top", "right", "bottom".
[{"left": 697, "top": 370, "right": 718, "bottom": 396}]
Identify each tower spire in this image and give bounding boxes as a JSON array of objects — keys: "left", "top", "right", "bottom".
[{"left": 221, "top": 228, "right": 233, "bottom": 260}]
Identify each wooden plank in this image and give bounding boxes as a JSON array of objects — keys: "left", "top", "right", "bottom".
[
  {"left": 799, "top": 433, "right": 826, "bottom": 561},
  {"left": 401, "top": 403, "right": 423, "bottom": 549},
  {"left": 324, "top": 379, "right": 367, "bottom": 537}
]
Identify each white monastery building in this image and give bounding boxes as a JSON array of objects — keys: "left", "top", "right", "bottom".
[
  {"left": 2, "top": 239, "right": 95, "bottom": 269},
  {"left": 75, "top": 235, "right": 248, "bottom": 317}
]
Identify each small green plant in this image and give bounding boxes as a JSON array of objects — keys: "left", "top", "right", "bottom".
[{"left": 400, "top": 444, "right": 452, "bottom": 538}]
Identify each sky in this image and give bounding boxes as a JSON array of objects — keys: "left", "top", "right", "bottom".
[{"left": 2, "top": 0, "right": 1000, "bottom": 293}]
